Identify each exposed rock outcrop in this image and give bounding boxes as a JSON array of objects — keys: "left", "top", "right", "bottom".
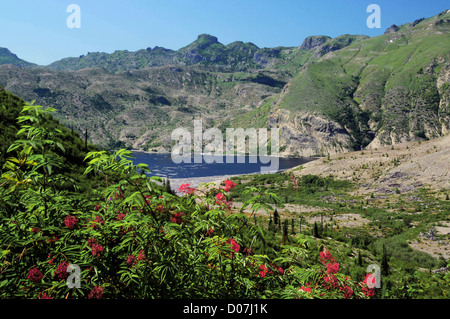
[
  {"left": 299, "top": 36, "right": 331, "bottom": 51},
  {"left": 384, "top": 24, "right": 399, "bottom": 34},
  {"left": 268, "top": 109, "right": 353, "bottom": 157}
]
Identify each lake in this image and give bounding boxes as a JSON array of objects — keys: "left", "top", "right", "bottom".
[{"left": 131, "top": 152, "right": 315, "bottom": 190}]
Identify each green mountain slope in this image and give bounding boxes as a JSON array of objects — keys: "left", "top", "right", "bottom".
[
  {"left": 46, "top": 33, "right": 283, "bottom": 73},
  {"left": 0, "top": 47, "right": 36, "bottom": 68},
  {"left": 255, "top": 10, "right": 450, "bottom": 156}
]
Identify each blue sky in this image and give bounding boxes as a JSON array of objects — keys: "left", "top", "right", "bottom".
[{"left": 0, "top": 0, "right": 448, "bottom": 65}]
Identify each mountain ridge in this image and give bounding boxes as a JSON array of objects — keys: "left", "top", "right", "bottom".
[{"left": 0, "top": 47, "right": 37, "bottom": 68}]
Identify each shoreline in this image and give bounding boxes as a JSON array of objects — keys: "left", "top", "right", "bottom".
[
  {"left": 167, "top": 167, "right": 298, "bottom": 195},
  {"left": 169, "top": 172, "right": 260, "bottom": 193}
]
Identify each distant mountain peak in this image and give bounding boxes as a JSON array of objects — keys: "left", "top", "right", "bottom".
[
  {"left": 0, "top": 47, "right": 36, "bottom": 68},
  {"left": 196, "top": 33, "right": 219, "bottom": 43},
  {"left": 299, "top": 36, "right": 331, "bottom": 50},
  {"left": 384, "top": 24, "right": 399, "bottom": 34}
]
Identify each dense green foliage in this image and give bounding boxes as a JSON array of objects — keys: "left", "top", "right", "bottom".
[{"left": 0, "top": 86, "right": 99, "bottom": 193}]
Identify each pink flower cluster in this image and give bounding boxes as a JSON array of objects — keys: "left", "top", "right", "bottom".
[
  {"left": 171, "top": 212, "right": 185, "bottom": 224},
  {"left": 258, "top": 264, "right": 270, "bottom": 278},
  {"left": 361, "top": 273, "right": 376, "bottom": 297},
  {"left": 55, "top": 261, "right": 70, "bottom": 280},
  {"left": 326, "top": 262, "right": 340, "bottom": 274},
  {"left": 215, "top": 192, "right": 231, "bottom": 208},
  {"left": 257, "top": 263, "right": 284, "bottom": 278},
  {"left": 298, "top": 248, "right": 362, "bottom": 299},
  {"left": 64, "top": 215, "right": 78, "bottom": 229},
  {"left": 27, "top": 267, "right": 44, "bottom": 283},
  {"left": 223, "top": 179, "right": 237, "bottom": 192},
  {"left": 226, "top": 237, "right": 240, "bottom": 254},
  {"left": 319, "top": 249, "right": 335, "bottom": 264},
  {"left": 87, "top": 238, "right": 104, "bottom": 257},
  {"left": 290, "top": 174, "right": 298, "bottom": 191},
  {"left": 88, "top": 286, "right": 104, "bottom": 299},
  {"left": 178, "top": 183, "right": 196, "bottom": 195},
  {"left": 90, "top": 216, "right": 104, "bottom": 229},
  {"left": 126, "top": 250, "right": 146, "bottom": 267}
]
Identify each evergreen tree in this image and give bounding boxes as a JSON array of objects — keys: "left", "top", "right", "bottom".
[
  {"left": 358, "top": 250, "right": 363, "bottom": 267},
  {"left": 313, "top": 221, "right": 321, "bottom": 238},
  {"left": 298, "top": 216, "right": 302, "bottom": 233},
  {"left": 282, "top": 219, "right": 289, "bottom": 244},
  {"left": 164, "top": 176, "right": 174, "bottom": 195},
  {"left": 381, "top": 244, "right": 389, "bottom": 276},
  {"left": 273, "top": 209, "right": 279, "bottom": 226}
]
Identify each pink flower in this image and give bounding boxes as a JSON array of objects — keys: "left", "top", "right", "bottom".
[
  {"left": 27, "top": 268, "right": 44, "bottom": 283},
  {"left": 38, "top": 292, "right": 52, "bottom": 299},
  {"left": 87, "top": 238, "right": 104, "bottom": 257},
  {"left": 319, "top": 249, "right": 335, "bottom": 265},
  {"left": 291, "top": 174, "right": 298, "bottom": 191},
  {"left": 88, "top": 286, "right": 104, "bottom": 299},
  {"left": 361, "top": 273, "right": 376, "bottom": 297},
  {"left": 126, "top": 255, "right": 136, "bottom": 266},
  {"left": 64, "top": 215, "right": 78, "bottom": 229},
  {"left": 215, "top": 192, "right": 232, "bottom": 208},
  {"left": 223, "top": 179, "right": 237, "bottom": 192},
  {"left": 300, "top": 286, "right": 312, "bottom": 293},
  {"left": 137, "top": 249, "right": 145, "bottom": 261},
  {"left": 323, "top": 274, "right": 339, "bottom": 290},
  {"left": 91, "top": 244, "right": 104, "bottom": 257},
  {"left": 90, "top": 215, "right": 104, "bottom": 229},
  {"left": 178, "top": 183, "right": 196, "bottom": 194},
  {"left": 258, "top": 264, "right": 269, "bottom": 278},
  {"left": 156, "top": 204, "right": 165, "bottom": 213},
  {"left": 171, "top": 212, "right": 185, "bottom": 224},
  {"left": 215, "top": 192, "right": 226, "bottom": 202},
  {"left": 226, "top": 238, "right": 240, "bottom": 253},
  {"left": 340, "top": 285, "right": 353, "bottom": 299},
  {"left": 87, "top": 237, "right": 97, "bottom": 247},
  {"left": 116, "top": 213, "right": 126, "bottom": 221},
  {"left": 278, "top": 267, "right": 284, "bottom": 275},
  {"left": 55, "top": 261, "right": 70, "bottom": 280},
  {"left": 326, "top": 262, "right": 340, "bottom": 274}
]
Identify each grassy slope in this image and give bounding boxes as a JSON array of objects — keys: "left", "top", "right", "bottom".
[{"left": 272, "top": 11, "right": 450, "bottom": 149}]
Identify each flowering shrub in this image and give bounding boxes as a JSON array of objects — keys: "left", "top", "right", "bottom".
[
  {"left": 282, "top": 248, "right": 375, "bottom": 299},
  {"left": 178, "top": 183, "right": 195, "bottom": 195},
  {"left": 0, "top": 103, "right": 375, "bottom": 299}
]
